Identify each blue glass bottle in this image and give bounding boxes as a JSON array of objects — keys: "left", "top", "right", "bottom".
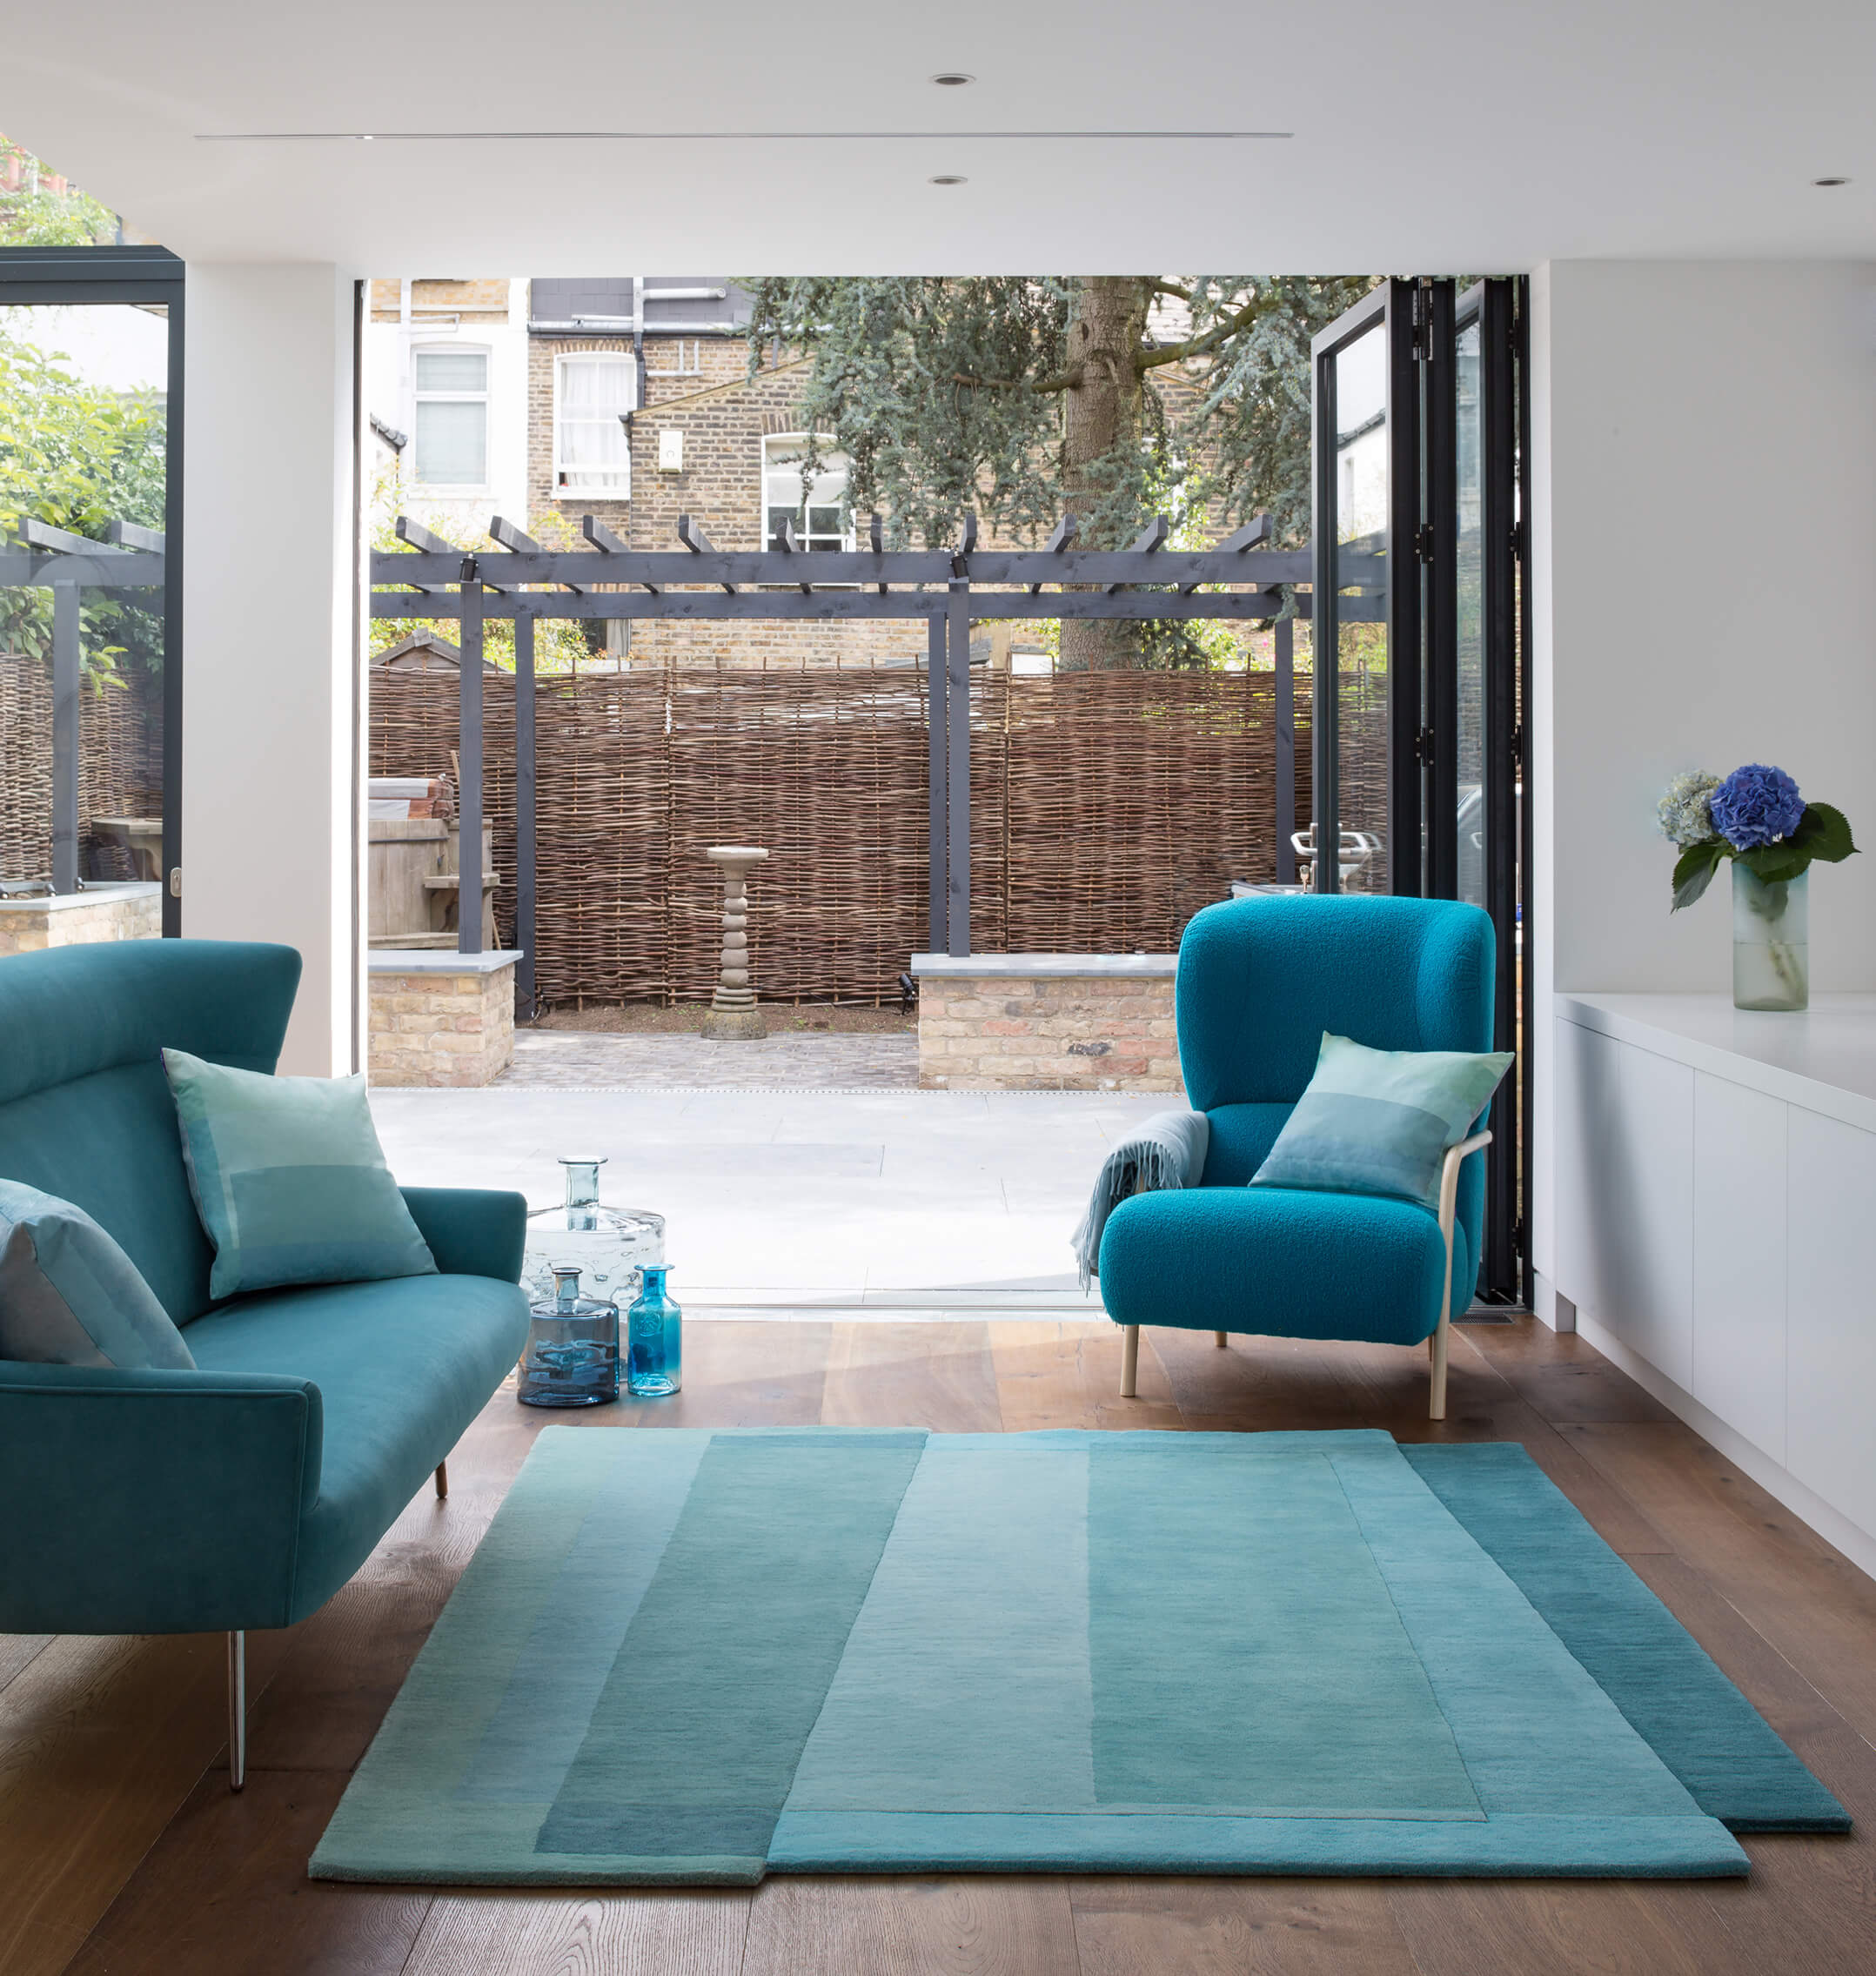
[
  {"left": 626, "top": 1265, "right": 681, "bottom": 1397},
  {"left": 519, "top": 1264, "right": 619, "bottom": 1407}
]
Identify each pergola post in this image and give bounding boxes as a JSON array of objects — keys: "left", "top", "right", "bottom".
[
  {"left": 927, "top": 610, "right": 946, "bottom": 953},
  {"left": 457, "top": 573, "right": 484, "bottom": 956},
  {"left": 945, "top": 587, "right": 970, "bottom": 957},
  {"left": 1275, "top": 613, "right": 1296, "bottom": 884},
  {"left": 50, "top": 579, "right": 81, "bottom": 895},
  {"left": 513, "top": 609, "right": 537, "bottom": 1014}
]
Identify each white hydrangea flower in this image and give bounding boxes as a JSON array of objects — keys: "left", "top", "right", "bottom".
[{"left": 1657, "top": 771, "right": 1722, "bottom": 848}]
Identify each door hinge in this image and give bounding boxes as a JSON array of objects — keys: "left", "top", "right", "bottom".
[
  {"left": 1511, "top": 723, "right": 1525, "bottom": 771},
  {"left": 1414, "top": 523, "right": 1434, "bottom": 563},
  {"left": 1510, "top": 519, "right": 1524, "bottom": 563},
  {"left": 1413, "top": 725, "right": 1436, "bottom": 767}
]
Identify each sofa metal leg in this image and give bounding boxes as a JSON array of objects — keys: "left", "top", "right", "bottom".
[
  {"left": 1214, "top": 1331, "right": 1229, "bottom": 1349},
  {"left": 227, "top": 1631, "right": 246, "bottom": 1793},
  {"left": 1429, "top": 1320, "right": 1450, "bottom": 1422},
  {"left": 434, "top": 1460, "right": 448, "bottom": 1499},
  {"left": 1120, "top": 1325, "right": 1140, "bottom": 1398}
]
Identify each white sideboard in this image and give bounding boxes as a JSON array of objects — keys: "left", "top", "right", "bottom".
[{"left": 1554, "top": 993, "right": 1876, "bottom": 1575}]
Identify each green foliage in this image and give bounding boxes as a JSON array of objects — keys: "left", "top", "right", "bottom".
[
  {"left": 1670, "top": 802, "right": 1858, "bottom": 910},
  {"left": 367, "top": 473, "right": 597, "bottom": 673},
  {"left": 0, "top": 326, "right": 166, "bottom": 680},
  {"left": 0, "top": 140, "right": 117, "bottom": 246},
  {"left": 740, "top": 274, "right": 1374, "bottom": 668}
]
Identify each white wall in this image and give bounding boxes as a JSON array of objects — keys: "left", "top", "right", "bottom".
[
  {"left": 1529, "top": 258, "right": 1876, "bottom": 1294},
  {"left": 183, "top": 265, "right": 361, "bottom": 1075}
]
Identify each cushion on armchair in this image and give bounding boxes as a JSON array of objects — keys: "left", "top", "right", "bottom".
[
  {"left": 164, "top": 1048, "right": 437, "bottom": 1300},
  {"left": 0, "top": 1179, "right": 196, "bottom": 1370},
  {"left": 1250, "top": 1030, "right": 1511, "bottom": 1212}
]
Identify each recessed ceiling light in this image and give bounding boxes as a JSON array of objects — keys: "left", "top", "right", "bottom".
[
  {"left": 929, "top": 173, "right": 968, "bottom": 185},
  {"left": 930, "top": 72, "right": 975, "bottom": 87},
  {"left": 1813, "top": 175, "right": 1850, "bottom": 186}
]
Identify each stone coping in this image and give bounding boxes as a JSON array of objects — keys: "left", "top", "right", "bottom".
[
  {"left": 0, "top": 881, "right": 160, "bottom": 914},
  {"left": 367, "top": 948, "right": 523, "bottom": 975},
  {"left": 909, "top": 951, "right": 1176, "bottom": 980}
]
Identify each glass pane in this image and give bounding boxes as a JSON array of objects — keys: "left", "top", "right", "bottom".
[
  {"left": 807, "top": 506, "right": 841, "bottom": 537},
  {"left": 1331, "top": 320, "right": 1388, "bottom": 894},
  {"left": 559, "top": 355, "right": 633, "bottom": 414},
  {"left": 559, "top": 415, "right": 627, "bottom": 468},
  {"left": 1455, "top": 316, "right": 1485, "bottom": 907},
  {"left": 414, "top": 399, "right": 486, "bottom": 485},
  {"left": 414, "top": 349, "right": 487, "bottom": 392},
  {"left": 0, "top": 301, "right": 169, "bottom": 898}
]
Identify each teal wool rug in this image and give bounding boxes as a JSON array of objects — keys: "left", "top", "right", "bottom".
[{"left": 310, "top": 1429, "right": 1847, "bottom": 1886}]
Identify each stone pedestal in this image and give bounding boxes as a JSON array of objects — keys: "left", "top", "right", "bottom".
[
  {"left": 700, "top": 846, "right": 768, "bottom": 1041},
  {"left": 368, "top": 948, "right": 520, "bottom": 1087},
  {"left": 0, "top": 881, "right": 162, "bottom": 956}
]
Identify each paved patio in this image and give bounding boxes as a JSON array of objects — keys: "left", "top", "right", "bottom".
[
  {"left": 499, "top": 1026, "right": 916, "bottom": 1088},
  {"left": 371, "top": 1085, "right": 1168, "bottom": 1311}
]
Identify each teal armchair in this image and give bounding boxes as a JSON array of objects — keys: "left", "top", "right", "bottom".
[
  {"left": 1098, "top": 895, "right": 1497, "bottom": 1418},
  {"left": 0, "top": 941, "right": 531, "bottom": 1786}
]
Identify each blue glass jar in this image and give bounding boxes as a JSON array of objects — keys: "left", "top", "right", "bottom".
[
  {"left": 626, "top": 1265, "right": 681, "bottom": 1397},
  {"left": 519, "top": 1264, "right": 619, "bottom": 1407}
]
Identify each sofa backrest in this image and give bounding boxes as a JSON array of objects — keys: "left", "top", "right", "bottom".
[
  {"left": 1176, "top": 895, "right": 1497, "bottom": 1219},
  {"left": 0, "top": 941, "right": 300, "bottom": 1324}
]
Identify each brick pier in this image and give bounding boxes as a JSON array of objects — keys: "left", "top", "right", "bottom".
[{"left": 909, "top": 953, "right": 1181, "bottom": 1092}]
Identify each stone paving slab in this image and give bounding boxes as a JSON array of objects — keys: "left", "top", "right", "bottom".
[{"left": 499, "top": 1027, "right": 918, "bottom": 1088}]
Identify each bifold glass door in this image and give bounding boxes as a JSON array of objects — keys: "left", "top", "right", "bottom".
[
  {"left": 0, "top": 248, "right": 184, "bottom": 933},
  {"left": 1311, "top": 276, "right": 1528, "bottom": 1303}
]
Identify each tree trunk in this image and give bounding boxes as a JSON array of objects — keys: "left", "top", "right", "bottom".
[{"left": 1059, "top": 276, "right": 1153, "bottom": 672}]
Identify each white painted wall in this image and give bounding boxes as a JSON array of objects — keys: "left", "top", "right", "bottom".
[
  {"left": 183, "top": 264, "right": 361, "bottom": 1075},
  {"left": 1528, "top": 258, "right": 1876, "bottom": 1296}
]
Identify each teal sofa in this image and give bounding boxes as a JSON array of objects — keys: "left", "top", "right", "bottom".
[
  {"left": 0, "top": 940, "right": 531, "bottom": 1786},
  {"left": 1099, "top": 895, "right": 1497, "bottom": 1418}
]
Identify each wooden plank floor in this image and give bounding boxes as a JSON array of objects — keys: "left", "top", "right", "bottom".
[{"left": 4, "top": 1316, "right": 1872, "bottom": 1976}]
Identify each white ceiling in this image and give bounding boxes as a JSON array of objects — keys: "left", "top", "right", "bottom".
[{"left": 7, "top": 0, "right": 1873, "bottom": 273}]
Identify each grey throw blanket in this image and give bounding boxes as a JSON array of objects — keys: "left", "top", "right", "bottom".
[{"left": 1071, "top": 1109, "right": 1211, "bottom": 1289}]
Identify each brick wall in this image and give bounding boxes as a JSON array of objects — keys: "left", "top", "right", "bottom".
[
  {"left": 0, "top": 887, "right": 161, "bottom": 957},
  {"left": 918, "top": 975, "right": 1182, "bottom": 1092},
  {"left": 369, "top": 963, "right": 517, "bottom": 1088}
]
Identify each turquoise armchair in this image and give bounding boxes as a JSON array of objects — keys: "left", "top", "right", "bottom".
[
  {"left": 1098, "top": 895, "right": 1497, "bottom": 1418},
  {"left": 0, "top": 941, "right": 531, "bottom": 1786}
]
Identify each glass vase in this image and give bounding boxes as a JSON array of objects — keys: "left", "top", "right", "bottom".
[
  {"left": 1732, "top": 864, "right": 1808, "bottom": 1012},
  {"left": 518, "top": 1264, "right": 619, "bottom": 1407},
  {"left": 522, "top": 1156, "right": 664, "bottom": 1310},
  {"left": 626, "top": 1265, "right": 682, "bottom": 1398}
]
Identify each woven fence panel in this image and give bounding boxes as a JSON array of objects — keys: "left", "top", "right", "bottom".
[
  {"left": 370, "top": 660, "right": 1306, "bottom": 1007},
  {"left": 983, "top": 667, "right": 1307, "bottom": 955},
  {"left": 0, "top": 655, "right": 162, "bottom": 885}
]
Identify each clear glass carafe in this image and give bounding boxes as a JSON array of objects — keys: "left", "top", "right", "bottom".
[
  {"left": 518, "top": 1264, "right": 618, "bottom": 1408},
  {"left": 522, "top": 1156, "right": 664, "bottom": 1309}
]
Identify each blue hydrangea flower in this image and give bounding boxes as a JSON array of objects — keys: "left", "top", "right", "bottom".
[
  {"left": 1657, "top": 771, "right": 1721, "bottom": 847},
  {"left": 1710, "top": 763, "right": 1806, "bottom": 850}
]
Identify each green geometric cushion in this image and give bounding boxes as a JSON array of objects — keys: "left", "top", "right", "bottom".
[
  {"left": 162, "top": 1048, "right": 436, "bottom": 1302},
  {"left": 1250, "top": 1030, "right": 1513, "bottom": 1213},
  {"left": 0, "top": 1178, "right": 197, "bottom": 1369}
]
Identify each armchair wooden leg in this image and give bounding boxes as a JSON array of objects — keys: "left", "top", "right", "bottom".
[
  {"left": 227, "top": 1631, "right": 246, "bottom": 1793},
  {"left": 1214, "top": 1331, "right": 1229, "bottom": 1349},
  {"left": 1120, "top": 1325, "right": 1140, "bottom": 1398},
  {"left": 1430, "top": 1318, "right": 1450, "bottom": 1422},
  {"left": 435, "top": 1461, "right": 448, "bottom": 1499}
]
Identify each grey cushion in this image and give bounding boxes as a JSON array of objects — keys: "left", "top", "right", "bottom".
[{"left": 0, "top": 1179, "right": 197, "bottom": 1370}]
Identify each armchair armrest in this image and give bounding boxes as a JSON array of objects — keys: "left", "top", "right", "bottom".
[
  {"left": 0, "top": 1362, "right": 323, "bottom": 1634},
  {"left": 1429, "top": 1131, "right": 1492, "bottom": 1423},
  {"left": 401, "top": 1185, "right": 528, "bottom": 1282}
]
